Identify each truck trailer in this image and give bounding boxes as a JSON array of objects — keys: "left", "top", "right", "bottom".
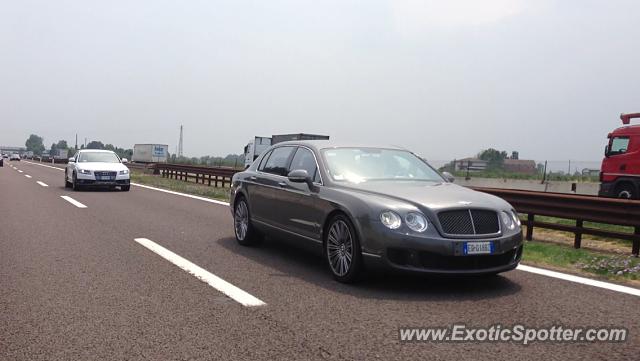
[{"left": 132, "top": 144, "right": 169, "bottom": 163}]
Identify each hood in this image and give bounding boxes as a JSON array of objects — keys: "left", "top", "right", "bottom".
[
  {"left": 75, "top": 162, "right": 129, "bottom": 172},
  {"left": 339, "top": 181, "right": 510, "bottom": 211}
]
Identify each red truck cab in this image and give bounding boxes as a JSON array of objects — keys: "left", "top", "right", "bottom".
[{"left": 599, "top": 113, "right": 640, "bottom": 199}]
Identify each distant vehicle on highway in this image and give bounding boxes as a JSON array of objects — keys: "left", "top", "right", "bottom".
[
  {"left": 9, "top": 153, "right": 20, "bottom": 161},
  {"left": 230, "top": 141, "right": 523, "bottom": 283},
  {"left": 65, "top": 150, "right": 131, "bottom": 191},
  {"left": 132, "top": 144, "right": 168, "bottom": 163},
  {"left": 1, "top": 153, "right": 8, "bottom": 158},
  {"left": 600, "top": 113, "right": 640, "bottom": 199}
]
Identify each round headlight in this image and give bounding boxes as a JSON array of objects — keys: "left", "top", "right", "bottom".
[
  {"left": 405, "top": 212, "right": 428, "bottom": 232},
  {"left": 511, "top": 210, "right": 521, "bottom": 227},
  {"left": 501, "top": 211, "right": 515, "bottom": 230},
  {"left": 380, "top": 211, "right": 402, "bottom": 229}
]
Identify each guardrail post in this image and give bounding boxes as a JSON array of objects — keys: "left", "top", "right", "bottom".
[
  {"left": 526, "top": 214, "right": 534, "bottom": 241},
  {"left": 633, "top": 226, "right": 640, "bottom": 257},
  {"left": 574, "top": 219, "right": 583, "bottom": 249},
  {"left": 195, "top": 173, "right": 199, "bottom": 184},
  {"left": 208, "top": 175, "right": 212, "bottom": 186}
]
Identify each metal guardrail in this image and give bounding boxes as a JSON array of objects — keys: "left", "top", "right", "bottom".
[
  {"left": 154, "top": 163, "right": 240, "bottom": 188},
  {"left": 473, "top": 187, "right": 640, "bottom": 256}
]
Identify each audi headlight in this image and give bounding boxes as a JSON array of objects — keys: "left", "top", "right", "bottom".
[
  {"left": 79, "top": 169, "right": 92, "bottom": 175},
  {"left": 501, "top": 211, "right": 515, "bottom": 230},
  {"left": 119, "top": 169, "right": 129, "bottom": 175},
  {"left": 380, "top": 211, "right": 402, "bottom": 229},
  {"left": 405, "top": 212, "right": 428, "bottom": 232},
  {"left": 511, "top": 210, "right": 521, "bottom": 227}
]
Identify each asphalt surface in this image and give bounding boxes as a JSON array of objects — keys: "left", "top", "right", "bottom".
[{"left": 1, "top": 160, "right": 639, "bottom": 360}]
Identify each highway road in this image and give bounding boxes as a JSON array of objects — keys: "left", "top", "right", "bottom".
[{"left": 1, "top": 160, "right": 639, "bottom": 360}]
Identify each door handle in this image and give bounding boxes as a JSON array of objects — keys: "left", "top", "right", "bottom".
[
  {"left": 249, "top": 176, "right": 257, "bottom": 181},
  {"left": 278, "top": 181, "right": 287, "bottom": 188}
]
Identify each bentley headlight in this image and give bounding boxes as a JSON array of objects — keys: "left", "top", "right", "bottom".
[
  {"left": 380, "top": 211, "right": 402, "bottom": 229},
  {"left": 405, "top": 212, "right": 428, "bottom": 232},
  {"left": 501, "top": 211, "right": 515, "bottom": 230},
  {"left": 511, "top": 210, "right": 521, "bottom": 227}
]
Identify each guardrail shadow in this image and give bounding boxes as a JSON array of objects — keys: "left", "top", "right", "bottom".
[{"left": 216, "top": 236, "right": 521, "bottom": 301}]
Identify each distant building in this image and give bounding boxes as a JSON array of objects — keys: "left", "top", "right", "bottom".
[
  {"left": 582, "top": 168, "right": 600, "bottom": 177},
  {"left": 503, "top": 159, "right": 537, "bottom": 175},
  {"left": 453, "top": 158, "right": 488, "bottom": 172}
]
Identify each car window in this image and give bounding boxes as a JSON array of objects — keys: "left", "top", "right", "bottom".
[
  {"left": 77, "top": 152, "right": 121, "bottom": 163},
  {"left": 261, "top": 147, "right": 295, "bottom": 176},
  {"left": 610, "top": 137, "right": 630, "bottom": 155},
  {"left": 258, "top": 150, "right": 272, "bottom": 171},
  {"left": 322, "top": 147, "right": 444, "bottom": 183},
  {"left": 289, "top": 147, "right": 319, "bottom": 183}
]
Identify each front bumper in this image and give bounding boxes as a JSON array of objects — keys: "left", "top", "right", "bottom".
[
  {"left": 360, "top": 225, "right": 523, "bottom": 275},
  {"left": 76, "top": 173, "right": 130, "bottom": 186},
  {"left": 598, "top": 182, "right": 615, "bottom": 197}
]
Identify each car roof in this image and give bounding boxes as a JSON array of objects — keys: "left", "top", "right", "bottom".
[
  {"left": 77, "top": 149, "right": 116, "bottom": 153},
  {"left": 273, "top": 140, "right": 408, "bottom": 152}
]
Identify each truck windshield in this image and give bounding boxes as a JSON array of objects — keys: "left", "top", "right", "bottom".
[
  {"left": 78, "top": 152, "right": 121, "bottom": 163},
  {"left": 322, "top": 148, "right": 444, "bottom": 183},
  {"left": 609, "top": 137, "right": 630, "bottom": 155}
]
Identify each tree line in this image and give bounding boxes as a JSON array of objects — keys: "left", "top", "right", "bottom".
[{"left": 24, "top": 134, "right": 242, "bottom": 167}]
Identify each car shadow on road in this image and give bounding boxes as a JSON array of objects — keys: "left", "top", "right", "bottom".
[{"left": 216, "top": 236, "right": 521, "bottom": 301}]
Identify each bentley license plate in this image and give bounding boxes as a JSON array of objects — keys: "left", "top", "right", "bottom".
[{"left": 464, "top": 241, "right": 493, "bottom": 255}]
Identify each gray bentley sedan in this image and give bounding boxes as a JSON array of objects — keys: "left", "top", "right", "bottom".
[{"left": 230, "top": 141, "right": 523, "bottom": 283}]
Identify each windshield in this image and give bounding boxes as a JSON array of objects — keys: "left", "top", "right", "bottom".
[
  {"left": 78, "top": 152, "right": 121, "bottom": 163},
  {"left": 322, "top": 148, "right": 444, "bottom": 183}
]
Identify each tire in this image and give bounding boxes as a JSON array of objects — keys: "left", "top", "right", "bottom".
[
  {"left": 615, "top": 183, "right": 637, "bottom": 200},
  {"left": 121, "top": 185, "right": 130, "bottom": 192},
  {"left": 233, "top": 197, "right": 261, "bottom": 246},
  {"left": 72, "top": 172, "right": 82, "bottom": 191},
  {"left": 65, "top": 172, "right": 72, "bottom": 188},
  {"left": 324, "top": 214, "right": 363, "bottom": 283}
]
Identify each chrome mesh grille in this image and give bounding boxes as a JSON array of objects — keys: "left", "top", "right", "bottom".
[{"left": 438, "top": 209, "right": 499, "bottom": 236}]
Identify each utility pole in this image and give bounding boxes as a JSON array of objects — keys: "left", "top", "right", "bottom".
[
  {"left": 178, "top": 125, "right": 184, "bottom": 157},
  {"left": 75, "top": 134, "right": 78, "bottom": 150}
]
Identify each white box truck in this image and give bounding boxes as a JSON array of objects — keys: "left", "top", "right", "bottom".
[
  {"left": 243, "top": 136, "right": 272, "bottom": 168},
  {"left": 133, "top": 144, "right": 169, "bottom": 163}
]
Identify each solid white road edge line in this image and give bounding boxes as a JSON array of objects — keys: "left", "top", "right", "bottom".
[
  {"left": 131, "top": 183, "right": 230, "bottom": 206},
  {"left": 23, "top": 160, "right": 65, "bottom": 171},
  {"left": 517, "top": 264, "right": 640, "bottom": 297},
  {"left": 134, "top": 238, "right": 266, "bottom": 307},
  {"left": 24, "top": 158, "right": 640, "bottom": 297},
  {"left": 60, "top": 196, "right": 87, "bottom": 208},
  {"left": 36, "top": 181, "right": 48, "bottom": 187},
  {"left": 25, "top": 175, "right": 32, "bottom": 178}
]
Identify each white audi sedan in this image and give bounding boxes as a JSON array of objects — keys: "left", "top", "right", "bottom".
[{"left": 65, "top": 150, "right": 131, "bottom": 191}]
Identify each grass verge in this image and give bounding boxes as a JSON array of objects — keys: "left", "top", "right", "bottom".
[
  {"left": 522, "top": 241, "right": 640, "bottom": 284},
  {"left": 130, "top": 171, "right": 231, "bottom": 202}
]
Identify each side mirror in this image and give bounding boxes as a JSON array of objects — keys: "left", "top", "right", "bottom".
[
  {"left": 442, "top": 171, "right": 455, "bottom": 183},
  {"left": 604, "top": 145, "right": 609, "bottom": 158},
  {"left": 121, "top": 158, "right": 128, "bottom": 163},
  {"left": 68, "top": 157, "right": 75, "bottom": 163},
  {"left": 288, "top": 169, "right": 313, "bottom": 187}
]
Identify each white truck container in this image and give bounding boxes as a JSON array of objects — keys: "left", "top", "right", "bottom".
[
  {"left": 132, "top": 144, "right": 169, "bottom": 163},
  {"left": 243, "top": 136, "right": 272, "bottom": 168},
  {"left": 53, "top": 148, "right": 68, "bottom": 159}
]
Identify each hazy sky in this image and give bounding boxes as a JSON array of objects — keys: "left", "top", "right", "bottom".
[{"left": 1, "top": 0, "right": 639, "bottom": 162}]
